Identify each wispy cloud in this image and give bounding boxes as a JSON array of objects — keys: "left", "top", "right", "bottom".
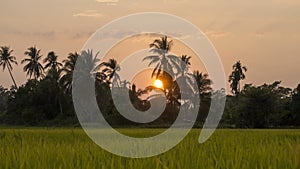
[
  {"left": 73, "top": 10, "right": 104, "bottom": 18},
  {"left": 252, "top": 31, "right": 265, "bottom": 38},
  {"left": 72, "top": 31, "right": 94, "bottom": 40},
  {"left": 95, "top": 0, "right": 118, "bottom": 5},
  {"left": 204, "top": 30, "right": 232, "bottom": 39},
  {"left": 163, "top": 0, "right": 189, "bottom": 4},
  {"left": 9, "top": 30, "right": 56, "bottom": 38}
]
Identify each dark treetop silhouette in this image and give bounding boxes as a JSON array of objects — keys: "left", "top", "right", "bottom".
[{"left": 0, "top": 37, "right": 299, "bottom": 128}]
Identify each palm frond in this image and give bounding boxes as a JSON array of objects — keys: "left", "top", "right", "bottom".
[{"left": 142, "top": 55, "right": 159, "bottom": 62}]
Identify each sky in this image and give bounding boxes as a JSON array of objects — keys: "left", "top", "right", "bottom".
[{"left": 0, "top": 0, "right": 300, "bottom": 91}]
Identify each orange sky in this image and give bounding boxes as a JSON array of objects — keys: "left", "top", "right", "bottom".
[{"left": 0, "top": 0, "right": 300, "bottom": 90}]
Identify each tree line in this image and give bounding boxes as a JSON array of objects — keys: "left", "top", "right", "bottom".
[{"left": 0, "top": 36, "right": 299, "bottom": 128}]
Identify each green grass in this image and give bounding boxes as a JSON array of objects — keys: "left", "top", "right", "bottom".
[{"left": 0, "top": 128, "right": 300, "bottom": 169}]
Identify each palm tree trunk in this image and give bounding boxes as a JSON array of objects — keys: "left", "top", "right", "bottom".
[
  {"left": 56, "top": 81, "right": 63, "bottom": 115},
  {"left": 7, "top": 64, "right": 17, "bottom": 88}
]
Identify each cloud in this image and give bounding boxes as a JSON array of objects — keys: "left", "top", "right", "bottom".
[
  {"left": 96, "top": 0, "right": 118, "bottom": 2},
  {"left": 163, "top": 0, "right": 189, "bottom": 4},
  {"left": 252, "top": 32, "right": 265, "bottom": 38},
  {"left": 9, "top": 30, "right": 56, "bottom": 38},
  {"left": 95, "top": 0, "right": 118, "bottom": 5},
  {"left": 73, "top": 10, "right": 104, "bottom": 18},
  {"left": 72, "top": 31, "right": 94, "bottom": 40},
  {"left": 204, "top": 30, "right": 232, "bottom": 39}
]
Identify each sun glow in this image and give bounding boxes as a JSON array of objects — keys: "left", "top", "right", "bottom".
[{"left": 154, "top": 79, "right": 163, "bottom": 89}]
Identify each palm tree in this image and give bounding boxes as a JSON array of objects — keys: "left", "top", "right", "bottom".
[
  {"left": 0, "top": 46, "right": 18, "bottom": 88},
  {"left": 131, "top": 84, "right": 148, "bottom": 97},
  {"left": 74, "top": 50, "right": 100, "bottom": 82},
  {"left": 193, "top": 70, "right": 212, "bottom": 95},
  {"left": 44, "top": 51, "right": 64, "bottom": 82},
  {"left": 192, "top": 71, "right": 212, "bottom": 120},
  {"left": 179, "top": 55, "right": 191, "bottom": 73},
  {"left": 99, "top": 58, "right": 121, "bottom": 87},
  {"left": 44, "top": 51, "right": 63, "bottom": 73},
  {"left": 44, "top": 51, "right": 64, "bottom": 114},
  {"left": 229, "top": 60, "right": 247, "bottom": 95},
  {"left": 170, "top": 55, "right": 194, "bottom": 102},
  {"left": 177, "top": 55, "right": 194, "bottom": 89},
  {"left": 143, "top": 36, "right": 180, "bottom": 90},
  {"left": 60, "top": 52, "right": 79, "bottom": 94},
  {"left": 22, "top": 46, "right": 44, "bottom": 80}
]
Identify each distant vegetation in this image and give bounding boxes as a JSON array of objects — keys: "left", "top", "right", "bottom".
[{"left": 0, "top": 36, "right": 299, "bottom": 128}]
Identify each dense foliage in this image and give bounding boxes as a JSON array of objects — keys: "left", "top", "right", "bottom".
[{"left": 0, "top": 37, "right": 299, "bottom": 128}]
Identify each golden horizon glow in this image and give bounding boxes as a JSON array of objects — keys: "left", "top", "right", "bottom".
[{"left": 154, "top": 79, "right": 163, "bottom": 89}]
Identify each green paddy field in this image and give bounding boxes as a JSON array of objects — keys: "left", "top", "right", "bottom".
[{"left": 0, "top": 129, "right": 299, "bottom": 169}]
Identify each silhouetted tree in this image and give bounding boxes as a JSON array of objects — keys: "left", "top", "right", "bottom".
[
  {"left": 193, "top": 71, "right": 212, "bottom": 95},
  {"left": 22, "top": 46, "right": 44, "bottom": 80},
  {"left": 229, "top": 61, "right": 247, "bottom": 95},
  {"left": 44, "top": 51, "right": 62, "bottom": 73},
  {"left": 44, "top": 51, "right": 64, "bottom": 114},
  {"left": 0, "top": 86, "right": 8, "bottom": 114},
  {"left": 73, "top": 50, "right": 100, "bottom": 84},
  {"left": 0, "top": 46, "right": 18, "bottom": 88},
  {"left": 179, "top": 55, "right": 191, "bottom": 75},
  {"left": 292, "top": 84, "right": 300, "bottom": 125},
  {"left": 192, "top": 71, "right": 212, "bottom": 124},
  {"left": 176, "top": 55, "right": 194, "bottom": 90},
  {"left": 236, "top": 81, "right": 291, "bottom": 128},
  {"left": 143, "top": 36, "right": 180, "bottom": 91},
  {"left": 171, "top": 55, "right": 194, "bottom": 109},
  {"left": 99, "top": 58, "right": 121, "bottom": 87},
  {"left": 60, "top": 52, "right": 78, "bottom": 94}
]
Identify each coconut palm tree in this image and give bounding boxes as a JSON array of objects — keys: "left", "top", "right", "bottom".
[
  {"left": 44, "top": 51, "right": 64, "bottom": 82},
  {"left": 143, "top": 36, "right": 180, "bottom": 90},
  {"left": 60, "top": 52, "right": 79, "bottom": 94},
  {"left": 229, "top": 60, "right": 247, "bottom": 95},
  {"left": 22, "top": 46, "right": 44, "bottom": 80},
  {"left": 170, "top": 55, "right": 195, "bottom": 104},
  {"left": 43, "top": 51, "right": 64, "bottom": 114},
  {"left": 44, "top": 51, "right": 63, "bottom": 73},
  {"left": 193, "top": 70, "right": 212, "bottom": 95},
  {"left": 176, "top": 55, "right": 194, "bottom": 88},
  {"left": 179, "top": 55, "right": 191, "bottom": 73},
  {"left": 192, "top": 71, "right": 212, "bottom": 118},
  {"left": 99, "top": 58, "right": 121, "bottom": 87},
  {"left": 74, "top": 50, "right": 100, "bottom": 83},
  {"left": 0, "top": 46, "right": 18, "bottom": 88}
]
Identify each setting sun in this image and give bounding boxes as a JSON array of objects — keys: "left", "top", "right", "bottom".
[{"left": 154, "top": 79, "right": 163, "bottom": 88}]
